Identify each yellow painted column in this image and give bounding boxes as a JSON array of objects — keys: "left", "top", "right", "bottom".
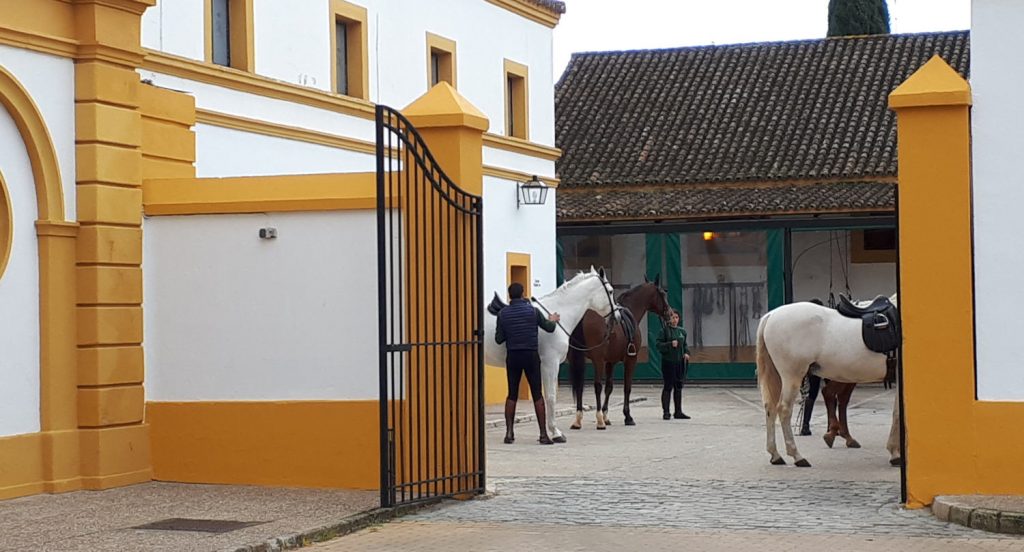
[
  {"left": 73, "top": 0, "right": 154, "bottom": 490},
  {"left": 889, "top": 56, "right": 974, "bottom": 508}
]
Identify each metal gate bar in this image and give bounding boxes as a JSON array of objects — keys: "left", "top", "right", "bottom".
[{"left": 376, "top": 105, "right": 484, "bottom": 508}]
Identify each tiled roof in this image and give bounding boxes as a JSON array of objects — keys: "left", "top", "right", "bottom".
[
  {"left": 554, "top": 31, "right": 969, "bottom": 220},
  {"left": 556, "top": 181, "right": 895, "bottom": 221},
  {"left": 529, "top": 0, "right": 566, "bottom": 14}
]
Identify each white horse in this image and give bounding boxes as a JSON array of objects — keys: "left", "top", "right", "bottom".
[
  {"left": 756, "top": 294, "right": 901, "bottom": 467},
  {"left": 485, "top": 267, "right": 618, "bottom": 443}
]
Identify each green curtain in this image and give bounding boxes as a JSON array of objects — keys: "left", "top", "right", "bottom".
[
  {"left": 665, "top": 233, "right": 683, "bottom": 316},
  {"left": 767, "top": 229, "right": 785, "bottom": 309},
  {"left": 556, "top": 238, "right": 565, "bottom": 286},
  {"left": 645, "top": 233, "right": 664, "bottom": 374}
]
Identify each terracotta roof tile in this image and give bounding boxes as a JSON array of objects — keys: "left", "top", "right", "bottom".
[{"left": 554, "top": 31, "right": 969, "bottom": 220}]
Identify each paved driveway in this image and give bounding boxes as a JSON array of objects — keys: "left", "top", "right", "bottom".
[{"left": 316, "top": 385, "right": 1020, "bottom": 551}]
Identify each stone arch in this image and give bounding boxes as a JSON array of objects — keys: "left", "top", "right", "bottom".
[{"left": 0, "top": 64, "right": 65, "bottom": 223}]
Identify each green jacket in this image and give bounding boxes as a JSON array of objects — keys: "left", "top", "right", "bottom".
[{"left": 657, "top": 324, "right": 689, "bottom": 363}]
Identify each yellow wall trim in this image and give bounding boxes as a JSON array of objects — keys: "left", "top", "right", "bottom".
[
  {"left": 0, "top": 27, "right": 78, "bottom": 58},
  {"left": 483, "top": 133, "right": 560, "bottom": 161},
  {"left": 329, "top": 0, "right": 369, "bottom": 100},
  {"left": 425, "top": 32, "right": 458, "bottom": 89},
  {"left": 196, "top": 109, "right": 376, "bottom": 155},
  {"left": 483, "top": 165, "right": 558, "bottom": 187},
  {"left": 143, "top": 172, "right": 380, "bottom": 215},
  {"left": 484, "top": 0, "right": 562, "bottom": 28},
  {"left": 148, "top": 401, "right": 380, "bottom": 490},
  {"left": 0, "top": 173, "right": 11, "bottom": 279},
  {"left": 143, "top": 50, "right": 376, "bottom": 118},
  {"left": 889, "top": 55, "right": 972, "bottom": 109}
]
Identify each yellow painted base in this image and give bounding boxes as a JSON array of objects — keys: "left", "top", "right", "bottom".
[
  {"left": 147, "top": 401, "right": 380, "bottom": 490},
  {"left": 0, "top": 431, "right": 88, "bottom": 501},
  {"left": 485, "top": 364, "right": 507, "bottom": 405}
]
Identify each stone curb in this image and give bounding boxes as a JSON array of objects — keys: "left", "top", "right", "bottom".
[
  {"left": 932, "top": 495, "right": 1024, "bottom": 535},
  {"left": 219, "top": 499, "right": 442, "bottom": 552},
  {"left": 484, "top": 397, "right": 648, "bottom": 428}
]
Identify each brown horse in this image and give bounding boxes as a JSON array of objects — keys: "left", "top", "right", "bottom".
[
  {"left": 822, "top": 380, "right": 860, "bottom": 448},
  {"left": 567, "top": 276, "right": 671, "bottom": 429}
]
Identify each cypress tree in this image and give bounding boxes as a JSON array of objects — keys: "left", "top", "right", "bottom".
[{"left": 827, "top": 0, "right": 891, "bottom": 37}]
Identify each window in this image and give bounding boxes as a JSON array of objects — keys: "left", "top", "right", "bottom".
[
  {"left": 426, "top": 33, "right": 456, "bottom": 88},
  {"left": 504, "top": 59, "right": 529, "bottom": 139},
  {"left": 207, "top": 0, "right": 253, "bottom": 71},
  {"left": 330, "top": 1, "right": 368, "bottom": 99},
  {"left": 851, "top": 229, "right": 898, "bottom": 263}
]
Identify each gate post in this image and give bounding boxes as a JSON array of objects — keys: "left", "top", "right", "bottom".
[
  {"left": 403, "top": 82, "right": 488, "bottom": 196},
  {"left": 889, "top": 55, "right": 974, "bottom": 508}
]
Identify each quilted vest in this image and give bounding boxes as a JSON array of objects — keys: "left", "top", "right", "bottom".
[{"left": 498, "top": 299, "right": 540, "bottom": 351}]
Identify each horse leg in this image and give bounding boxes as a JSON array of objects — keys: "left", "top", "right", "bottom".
[
  {"left": 778, "top": 379, "right": 810, "bottom": 467},
  {"left": 838, "top": 383, "right": 860, "bottom": 448},
  {"left": 622, "top": 359, "right": 636, "bottom": 426},
  {"left": 540, "top": 353, "right": 565, "bottom": 443},
  {"left": 765, "top": 401, "right": 784, "bottom": 465},
  {"left": 569, "top": 355, "right": 585, "bottom": 430},
  {"left": 602, "top": 362, "right": 614, "bottom": 425},
  {"left": 887, "top": 389, "right": 902, "bottom": 466},
  {"left": 822, "top": 381, "right": 840, "bottom": 449},
  {"left": 593, "top": 356, "right": 605, "bottom": 429}
]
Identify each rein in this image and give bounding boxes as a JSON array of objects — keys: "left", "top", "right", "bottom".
[{"left": 530, "top": 279, "right": 622, "bottom": 352}]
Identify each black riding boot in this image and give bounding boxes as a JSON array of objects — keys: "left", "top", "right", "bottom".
[
  {"left": 661, "top": 387, "right": 671, "bottom": 419},
  {"left": 534, "top": 398, "right": 553, "bottom": 444},
  {"left": 503, "top": 399, "right": 516, "bottom": 444},
  {"left": 673, "top": 387, "right": 689, "bottom": 419}
]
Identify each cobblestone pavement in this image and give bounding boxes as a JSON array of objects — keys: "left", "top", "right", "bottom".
[{"left": 315, "top": 385, "right": 1022, "bottom": 550}]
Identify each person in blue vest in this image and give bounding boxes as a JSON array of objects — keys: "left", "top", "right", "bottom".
[{"left": 495, "top": 282, "right": 560, "bottom": 445}]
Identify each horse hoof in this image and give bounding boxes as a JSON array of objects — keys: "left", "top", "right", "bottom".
[
  {"left": 823, "top": 434, "right": 835, "bottom": 448},
  {"left": 799, "top": 427, "right": 811, "bottom": 436},
  {"left": 552, "top": 435, "right": 567, "bottom": 444},
  {"left": 846, "top": 440, "right": 862, "bottom": 449},
  {"left": 890, "top": 457, "right": 903, "bottom": 467},
  {"left": 569, "top": 424, "right": 581, "bottom": 430},
  {"left": 538, "top": 436, "right": 553, "bottom": 445},
  {"left": 795, "top": 459, "right": 812, "bottom": 468},
  {"left": 770, "top": 457, "right": 786, "bottom": 466},
  {"left": 624, "top": 418, "right": 636, "bottom": 426},
  {"left": 596, "top": 426, "right": 606, "bottom": 430},
  {"left": 503, "top": 436, "right": 514, "bottom": 444}
]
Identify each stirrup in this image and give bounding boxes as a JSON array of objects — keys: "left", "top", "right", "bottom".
[{"left": 626, "top": 343, "right": 637, "bottom": 357}]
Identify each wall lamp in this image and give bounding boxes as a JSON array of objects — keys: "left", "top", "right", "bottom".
[{"left": 517, "top": 175, "right": 549, "bottom": 209}]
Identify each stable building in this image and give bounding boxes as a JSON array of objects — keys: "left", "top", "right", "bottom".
[{"left": 554, "top": 31, "right": 969, "bottom": 382}]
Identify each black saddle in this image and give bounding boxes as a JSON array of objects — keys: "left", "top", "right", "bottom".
[
  {"left": 487, "top": 292, "right": 507, "bottom": 316},
  {"left": 617, "top": 308, "right": 638, "bottom": 356},
  {"left": 836, "top": 294, "right": 901, "bottom": 355}
]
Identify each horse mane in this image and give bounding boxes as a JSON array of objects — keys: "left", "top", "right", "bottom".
[{"left": 544, "top": 269, "right": 600, "bottom": 300}]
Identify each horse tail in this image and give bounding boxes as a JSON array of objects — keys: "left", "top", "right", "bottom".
[{"left": 756, "top": 314, "right": 781, "bottom": 413}]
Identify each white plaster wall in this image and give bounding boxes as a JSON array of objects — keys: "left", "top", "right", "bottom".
[
  {"left": 195, "top": 124, "right": 375, "bottom": 177},
  {"left": 790, "top": 231, "right": 897, "bottom": 304},
  {"left": 140, "top": 0, "right": 557, "bottom": 145},
  {"left": 0, "top": 46, "right": 76, "bottom": 220},
  {"left": 142, "top": 0, "right": 206, "bottom": 61},
  {"left": 482, "top": 176, "right": 556, "bottom": 304},
  {"left": 482, "top": 148, "right": 555, "bottom": 179},
  {"left": 0, "top": 107, "right": 41, "bottom": 436},
  {"left": 971, "top": 0, "right": 1024, "bottom": 401},
  {"left": 143, "top": 211, "right": 380, "bottom": 401}
]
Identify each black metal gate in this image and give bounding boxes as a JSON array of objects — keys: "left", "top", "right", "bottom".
[{"left": 375, "top": 105, "right": 485, "bottom": 507}]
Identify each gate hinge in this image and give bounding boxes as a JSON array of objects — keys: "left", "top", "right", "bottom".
[{"left": 384, "top": 344, "right": 413, "bottom": 353}]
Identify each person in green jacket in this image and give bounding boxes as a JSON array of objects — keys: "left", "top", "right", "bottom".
[{"left": 657, "top": 309, "right": 691, "bottom": 420}]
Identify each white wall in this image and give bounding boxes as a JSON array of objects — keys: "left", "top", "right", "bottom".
[
  {"left": 0, "top": 46, "right": 76, "bottom": 220},
  {"left": 971, "top": 0, "right": 1024, "bottom": 401},
  {"left": 143, "top": 211, "right": 380, "bottom": 401},
  {"left": 195, "top": 124, "right": 375, "bottom": 177},
  {"left": 140, "top": 0, "right": 557, "bottom": 146},
  {"left": 482, "top": 176, "right": 556, "bottom": 302},
  {"left": 0, "top": 106, "right": 41, "bottom": 436}
]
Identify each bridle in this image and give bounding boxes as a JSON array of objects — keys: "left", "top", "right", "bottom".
[{"left": 531, "top": 273, "right": 622, "bottom": 352}]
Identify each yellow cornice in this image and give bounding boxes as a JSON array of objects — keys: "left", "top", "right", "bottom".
[
  {"left": 0, "top": 27, "right": 78, "bottom": 58},
  {"left": 483, "top": 134, "right": 560, "bottom": 161},
  {"left": 35, "top": 220, "right": 80, "bottom": 238},
  {"left": 143, "top": 172, "right": 386, "bottom": 215},
  {"left": 143, "top": 50, "right": 376, "bottom": 119},
  {"left": 485, "top": 0, "right": 561, "bottom": 28},
  {"left": 72, "top": 0, "right": 156, "bottom": 15},
  {"left": 483, "top": 165, "right": 558, "bottom": 188},
  {"left": 196, "top": 109, "right": 377, "bottom": 155}
]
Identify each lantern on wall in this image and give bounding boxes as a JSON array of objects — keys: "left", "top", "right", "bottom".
[{"left": 517, "top": 175, "right": 549, "bottom": 209}]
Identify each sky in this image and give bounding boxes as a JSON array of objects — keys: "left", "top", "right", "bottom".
[{"left": 552, "top": 0, "right": 971, "bottom": 79}]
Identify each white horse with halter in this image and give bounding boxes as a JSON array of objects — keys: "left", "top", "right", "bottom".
[{"left": 484, "top": 267, "right": 619, "bottom": 443}]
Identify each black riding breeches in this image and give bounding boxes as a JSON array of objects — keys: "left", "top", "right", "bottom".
[
  {"left": 506, "top": 350, "right": 543, "bottom": 401},
  {"left": 661, "top": 360, "right": 686, "bottom": 391}
]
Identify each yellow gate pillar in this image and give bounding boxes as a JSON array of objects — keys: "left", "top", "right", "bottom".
[
  {"left": 73, "top": 0, "right": 154, "bottom": 490},
  {"left": 889, "top": 56, "right": 974, "bottom": 508}
]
